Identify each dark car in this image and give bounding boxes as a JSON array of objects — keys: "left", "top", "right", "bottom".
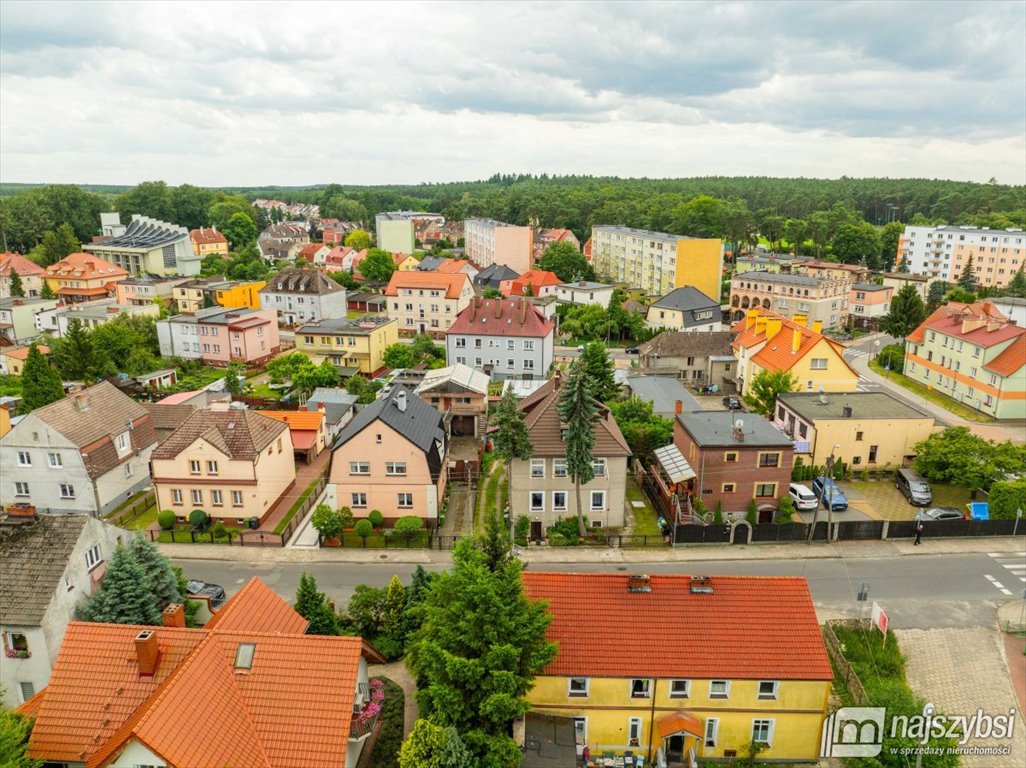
[
  {"left": 915, "top": 506, "right": 965, "bottom": 522},
  {"left": 186, "top": 579, "right": 227, "bottom": 608},
  {"left": 624, "top": 347, "right": 640, "bottom": 354},
  {"left": 722, "top": 396, "right": 743, "bottom": 410},
  {"left": 811, "top": 476, "right": 849, "bottom": 511}
]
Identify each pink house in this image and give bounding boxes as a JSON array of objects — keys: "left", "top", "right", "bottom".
[
  {"left": 849, "top": 283, "right": 893, "bottom": 331},
  {"left": 156, "top": 306, "right": 281, "bottom": 366}
]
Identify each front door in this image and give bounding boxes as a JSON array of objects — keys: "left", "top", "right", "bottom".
[{"left": 530, "top": 520, "right": 543, "bottom": 542}]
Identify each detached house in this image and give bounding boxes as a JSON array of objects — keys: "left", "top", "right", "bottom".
[
  {"left": 296, "top": 316, "right": 399, "bottom": 376},
  {"left": 189, "top": 227, "right": 229, "bottom": 258},
  {"left": 0, "top": 382, "right": 157, "bottom": 516},
  {"left": 44, "top": 252, "right": 128, "bottom": 304},
  {"left": 19, "top": 576, "right": 385, "bottom": 768},
  {"left": 0, "top": 252, "right": 47, "bottom": 299},
  {"left": 156, "top": 306, "right": 280, "bottom": 366},
  {"left": 646, "top": 286, "right": 721, "bottom": 332},
  {"left": 259, "top": 267, "right": 347, "bottom": 325},
  {"left": 328, "top": 388, "right": 448, "bottom": 528},
  {"left": 637, "top": 331, "right": 737, "bottom": 389},
  {"left": 414, "top": 363, "right": 490, "bottom": 437},
  {"left": 499, "top": 269, "right": 561, "bottom": 298},
  {"left": 384, "top": 271, "right": 475, "bottom": 337},
  {"left": 446, "top": 298, "right": 555, "bottom": 380}
]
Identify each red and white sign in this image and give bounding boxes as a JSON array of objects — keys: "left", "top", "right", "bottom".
[{"left": 871, "top": 601, "right": 888, "bottom": 635}]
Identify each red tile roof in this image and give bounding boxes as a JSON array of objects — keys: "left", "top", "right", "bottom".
[
  {"left": 522, "top": 572, "right": 832, "bottom": 681},
  {"left": 446, "top": 298, "right": 555, "bottom": 339},
  {"left": 657, "top": 712, "right": 704, "bottom": 739},
  {"left": 501, "top": 269, "right": 561, "bottom": 296},
  {"left": 190, "top": 227, "right": 228, "bottom": 246},
  {"left": 906, "top": 301, "right": 1020, "bottom": 348},
  {"left": 46, "top": 252, "right": 128, "bottom": 281},
  {"left": 435, "top": 259, "right": 473, "bottom": 274},
  {"left": 984, "top": 335, "right": 1026, "bottom": 377},
  {"left": 384, "top": 270, "right": 470, "bottom": 299},
  {"left": 0, "top": 252, "right": 45, "bottom": 278},
  {"left": 3, "top": 344, "right": 50, "bottom": 360},
  {"left": 297, "top": 242, "right": 327, "bottom": 261}
]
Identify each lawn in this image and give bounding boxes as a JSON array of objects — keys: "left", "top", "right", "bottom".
[
  {"left": 869, "top": 359, "right": 993, "bottom": 423},
  {"left": 123, "top": 505, "right": 158, "bottom": 530},
  {"left": 335, "top": 530, "right": 430, "bottom": 548},
  {"left": 167, "top": 365, "right": 227, "bottom": 393},
  {"left": 155, "top": 524, "right": 243, "bottom": 544},
  {"left": 249, "top": 382, "right": 283, "bottom": 399},
  {"left": 626, "top": 477, "right": 662, "bottom": 536}
]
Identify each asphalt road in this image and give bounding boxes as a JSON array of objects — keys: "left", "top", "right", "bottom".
[{"left": 173, "top": 550, "right": 1025, "bottom": 630}]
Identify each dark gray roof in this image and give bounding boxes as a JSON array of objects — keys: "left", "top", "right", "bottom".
[
  {"left": 651, "top": 286, "right": 720, "bottom": 312},
  {"left": 261, "top": 267, "right": 343, "bottom": 296},
  {"left": 474, "top": 263, "right": 520, "bottom": 288},
  {"left": 853, "top": 282, "right": 890, "bottom": 291},
  {"left": 297, "top": 316, "right": 393, "bottom": 336},
  {"left": 625, "top": 376, "right": 703, "bottom": 417},
  {"left": 417, "top": 255, "right": 447, "bottom": 271},
  {"left": 88, "top": 216, "right": 188, "bottom": 249},
  {"left": 777, "top": 392, "right": 934, "bottom": 421},
  {"left": 677, "top": 410, "right": 791, "bottom": 448},
  {"left": 0, "top": 515, "right": 89, "bottom": 625},
  {"left": 733, "top": 271, "right": 822, "bottom": 286}
]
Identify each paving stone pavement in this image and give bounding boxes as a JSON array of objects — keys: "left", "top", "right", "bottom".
[
  {"left": 371, "top": 660, "right": 419, "bottom": 738},
  {"left": 896, "top": 627, "right": 1026, "bottom": 767}
]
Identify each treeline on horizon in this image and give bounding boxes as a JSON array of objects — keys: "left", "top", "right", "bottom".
[{"left": 2, "top": 174, "right": 1023, "bottom": 258}]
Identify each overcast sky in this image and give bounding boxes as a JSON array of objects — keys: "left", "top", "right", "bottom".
[{"left": 2, "top": 0, "right": 1024, "bottom": 186}]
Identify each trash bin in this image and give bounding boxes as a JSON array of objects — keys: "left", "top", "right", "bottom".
[{"left": 249, "top": 516, "right": 259, "bottom": 530}]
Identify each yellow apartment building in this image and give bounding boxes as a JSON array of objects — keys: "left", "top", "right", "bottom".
[{"left": 295, "top": 315, "right": 398, "bottom": 375}]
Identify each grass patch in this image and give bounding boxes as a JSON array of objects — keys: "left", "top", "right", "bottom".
[
  {"left": 166, "top": 365, "right": 227, "bottom": 393},
  {"left": 249, "top": 383, "right": 282, "bottom": 399},
  {"left": 478, "top": 464, "right": 504, "bottom": 534},
  {"left": 366, "top": 676, "right": 404, "bottom": 768},
  {"left": 869, "top": 359, "right": 993, "bottom": 423},
  {"left": 124, "top": 505, "right": 158, "bottom": 530},
  {"left": 626, "top": 478, "right": 662, "bottom": 536},
  {"left": 273, "top": 476, "right": 322, "bottom": 535},
  {"left": 0, "top": 374, "right": 23, "bottom": 397},
  {"left": 337, "top": 530, "right": 430, "bottom": 548},
  {"left": 155, "top": 525, "right": 243, "bottom": 544}
]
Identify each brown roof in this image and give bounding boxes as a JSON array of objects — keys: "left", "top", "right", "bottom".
[
  {"left": 31, "top": 381, "right": 157, "bottom": 479},
  {"left": 447, "top": 298, "right": 555, "bottom": 338},
  {"left": 0, "top": 252, "right": 46, "bottom": 278},
  {"left": 189, "top": 228, "right": 228, "bottom": 245},
  {"left": 520, "top": 375, "right": 631, "bottom": 458},
  {"left": 261, "top": 267, "right": 343, "bottom": 296},
  {"left": 639, "top": 331, "right": 735, "bottom": 358},
  {"left": 151, "top": 409, "right": 287, "bottom": 461},
  {"left": 141, "top": 402, "right": 196, "bottom": 438}
]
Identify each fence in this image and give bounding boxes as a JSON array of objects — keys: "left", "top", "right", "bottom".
[
  {"left": 318, "top": 532, "right": 463, "bottom": 550},
  {"left": 147, "top": 527, "right": 288, "bottom": 547},
  {"left": 823, "top": 620, "right": 870, "bottom": 706},
  {"left": 106, "top": 492, "right": 156, "bottom": 528}
]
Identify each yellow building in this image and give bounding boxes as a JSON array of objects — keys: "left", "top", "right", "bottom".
[
  {"left": 732, "top": 308, "right": 858, "bottom": 396},
  {"left": 522, "top": 573, "right": 832, "bottom": 765},
  {"left": 0, "top": 404, "right": 10, "bottom": 438},
  {"left": 189, "top": 227, "right": 230, "bottom": 258},
  {"left": 392, "top": 253, "right": 421, "bottom": 272},
  {"left": 173, "top": 277, "right": 264, "bottom": 313},
  {"left": 295, "top": 316, "right": 398, "bottom": 375}
]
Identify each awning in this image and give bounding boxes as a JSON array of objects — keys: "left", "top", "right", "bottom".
[
  {"left": 653, "top": 444, "right": 696, "bottom": 483},
  {"left": 290, "top": 431, "right": 318, "bottom": 450},
  {"left": 657, "top": 711, "right": 704, "bottom": 739}
]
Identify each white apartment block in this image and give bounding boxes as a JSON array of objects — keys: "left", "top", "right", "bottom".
[
  {"left": 898, "top": 225, "right": 1025, "bottom": 288},
  {"left": 463, "top": 218, "right": 533, "bottom": 274}
]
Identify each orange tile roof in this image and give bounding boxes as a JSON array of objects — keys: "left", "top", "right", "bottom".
[
  {"left": 502, "top": 269, "right": 561, "bottom": 296},
  {"left": 190, "top": 227, "right": 228, "bottom": 245},
  {"left": 22, "top": 578, "right": 379, "bottom": 768},
  {"left": 46, "top": 252, "right": 128, "bottom": 281},
  {"left": 984, "top": 335, "right": 1026, "bottom": 377},
  {"left": 384, "top": 270, "right": 470, "bottom": 298},
  {"left": 731, "top": 309, "right": 855, "bottom": 378},
  {"left": 522, "top": 572, "right": 832, "bottom": 681},
  {"left": 435, "top": 259, "right": 472, "bottom": 274},
  {"left": 0, "top": 252, "right": 46, "bottom": 277},
  {"left": 906, "top": 301, "right": 1019, "bottom": 348},
  {"left": 255, "top": 410, "right": 325, "bottom": 433},
  {"left": 3, "top": 344, "right": 49, "bottom": 360},
  {"left": 657, "top": 711, "right": 704, "bottom": 739}
]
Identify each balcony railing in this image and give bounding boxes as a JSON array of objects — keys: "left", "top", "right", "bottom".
[{"left": 350, "top": 704, "right": 381, "bottom": 740}]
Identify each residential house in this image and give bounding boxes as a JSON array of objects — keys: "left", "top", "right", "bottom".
[
  {"left": 674, "top": 410, "right": 794, "bottom": 518},
  {"left": 729, "top": 271, "right": 850, "bottom": 328},
  {"left": 44, "top": 252, "right": 128, "bottom": 304},
  {"left": 522, "top": 572, "right": 832, "bottom": 764},
  {"left": 510, "top": 377, "right": 631, "bottom": 538},
  {"left": 51, "top": 299, "right": 160, "bottom": 337},
  {"left": 414, "top": 363, "right": 490, "bottom": 437},
  {"left": 114, "top": 274, "right": 190, "bottom": 308},
  {"left": 624, "top": 376, "right": 702, "bottom": 419},
  {"left": 775, "top": 391, "right": 937, "bottom": 469},
  {"left": 141, "top": 403, "right": 196, "bottom": 444},
  {"left": 533, "top": 227, "right": 581, "bottom": 262},
  {"left": 637, "top": 331, "right": 737, "bottom": 389},
  {"left": 500, "top": 269, "right": 561, "bottom": 298},
  {"left": 259, "top": 267, "right": 347, "bottom": 325},
  {"left": 296, "top": 315, "right": 399, "bottom": 375},
  {"left": 345, "top": 290, "right": 387, "bottom": 314},
  {"left": 304, "top": 388, "right": 359, "bottom": 443},
  {"left": 849, "top": 283, "right": 893, "bottom": 330},
  {"left": 591, "top": 225, "right": 724, "bottom": 301},
  {"left": 385, "top": 271, "right": 475, "bottom": 337},
  {"left": 156, "top": 306, "right": 280, "bottom": 366},
  {"left": 18, "top": 576, "right": 385, "bottom": 768},
  {"left": 0, "top": 297, "right": 58, "bottom": 344},
  {"left": 328, "top": 387, "right": 448, "bottom": 527},
  {"left": 555, "top": 281, "right": 614, "bottom": 307},
  {"left": 731, "top": 309, "right": 859, "bottom": 396},
  {"left": 904, "top": 301, "right": 1026, "bottom": 419},
  {"left": 897, "top": 224, "right": 1025, "bottom": 288},
  {"left": 645, "top": 286, "right": 721, "bottom": 332},
  {"left": 189, "top": 227, "right": 229, "bottom": 258},
  {"left": 84, "top": 215, "right": 198, "bottom": 276},
  {"left": 0, "top": 345, "right": 50, "bottom": 377},
  {"left": 0, "top": 252, "right": 46, "bottom": 299},
  {"left": 297, "top": 243, "right": 332, "bottom": 264},
  {"left": 464, "top": 218, "right": 533, "bottom": 274},
  {"left": 0, "top": 513, "right": 127, "bottom": 708},
  {"left": 323, "top": 245, "right": 368, "bottom": 274},
  {"left": 257, "top": 409, "right": 327, "bottom": 463},
  {"left": 474, "top": 263, "right": 520, "bottom": 291},
  {"left": 881, "top": 272, "right": 938, "bottom": 302},
  {"left": 317, "top": 218, "right": 362, "bottom": 245},
  {"left": 151, "top": 408, "right": 295, "bottom": 526},
  {"left": 791, "top": 260, "right": 870, "bottom": 283},
  {"left": 446, "top": 298, "right": 555, "bottom": 380},
  {"left": 0, "top": 381, "right": 157, "bottom": 515},
  {"left": 374, "top": 212, "right": 423, "bottom": 254},
  {"left": 435, "top": 258, "right": 480, "bottom": 280},
  {"left": 416, "top": 255, "right": 447, "bottom": 272},
  {"left": 132, "top": 368, "right": 177, "bottom": 390},
  {"left": 257, "top": 221, "right": 310, "bottom": 261},
  {"left": 173, "top": 276, "right": 266, "bottom": 313},
  {"left": 388, "top": 252, "right": 420, "bottom": 272},
  {"left": 734, "top": 253, "right": 810, "bottom": 274}
]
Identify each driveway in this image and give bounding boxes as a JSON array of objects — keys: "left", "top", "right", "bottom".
[{"left": 843, "top": 479, "right": 972, "bottom": 522}]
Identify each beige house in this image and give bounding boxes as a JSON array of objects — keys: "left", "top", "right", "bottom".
[
  {"left": 636, "top": 331, "right": 737, "bottom": 388},
  {"left": 328, "top": 388, "right": 448, "bottom": 528},
  {"left": 150, "top": 408, "right": 296, "bottom": 526},
  {"left": 729, "top": 271, "right": 850, "bottom": 329},
  {"left": 509, "top": 377, "right": 632, "bottom": 540},
  {"left": 384, "top": 271, "right": 475, "bottom": 337}
]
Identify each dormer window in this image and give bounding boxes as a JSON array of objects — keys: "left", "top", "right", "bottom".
[{"left": 234, "top": 643, "right": 255, "bottom": 670}]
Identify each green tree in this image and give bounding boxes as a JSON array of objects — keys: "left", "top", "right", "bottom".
[
  {"left": 311, "top": 504, "right": 345, "bottom": 541},
  {"left": 170, "top": 183, "right": 215, "bottom": 230},
  {"left": 329, "top": 269, "right": 357, "bottom": 289},
  {"left": 125, "top": 534, "right": 185, "bottom": 610},
  {"left": 20, "top": 343, "right": 64, "bottom": 413},
  {"left": 831, "top": 222, "right": 881, "bottom": 267},
  {"left": 957, "top": 254, "right": 979, "bottom": 291},
  {"left": 382, "top": 575, "right": 408, "bottom": 649},
  {"left": 880, "top": 221, "right": 905, "bottom": 271},
  {"left": 80, "top": 544, "right": 163, "bottom": 625},
  {"left": 395, "top": 515, "right": 425, "bottom": 545},
  {"left": 51, "top": 317, "right": 96, "bottom": 380},
  {"left": 399, "top": 720, "right": 475, "bottom": 768},
  {"left": 383, "top": 343, "right": 417, "bottom": 369},
  {"left": 344, "top": 229, "right": 372, "bottom": 250},
  {"left": 609, "top": 397, "right": 673, "bottom": 466},
  {"left": 557, "top": 361, "right": 599, "bottom": 538},
  {"left": 913, "top": 427, "right": 1026, "bottom": 492},
  {"left": 340, "top": 584, "right": 387, "bottom": 638},
  {"left": 944, "top": 286, "right": 976, "bottom": 304},
  {"left": 491, "top": 388, "right": 533, "bottom": 543},
  {"left": 411, "top": 334, "right": 445, "bottom": 364},
  {"left": 406, "top": 538, "right": 556, "bottom": 767},
  {"left": 354, "top": 519, "right": 374, "bottom": 546},
  {"left": 876, "top": 343, "right": 905, "bottom": 373},
  {"left": 115, "top": 181, "right": 175, "bottom": 222},
  {"left": 1005, "top": 265, "right": 1026, "bottom": 298},
  {"left": 537, "top": 241, "right": 593, "bottom": 282},
  {"left": 758, "top": 212, "right": 786, "bottom": 251},
  {"left": 671, "top": 194, "right": 725, "bottom": 237},
  {"left": 578, "top": 341, "right": 619, "bottom": 402},
  {"left": 7, "top": 269, "right": 24, "bottom": 298},
  {"left": 987, "top": 479, "right": 1026, "bottom": 521},
  {"left": 743, "top": 370, "right": 799, "bottom": 417},
  {"left": 405, "top": 564, "right": 434, "bottom": 637},
  {"left": 926, "top": 280, "right": 949, "bottom": 311},
  {"left": 322, "top": 197, "right": 368, "bottom": 224},
  {"left": 221, "top": 212, "right": 258, "bottom": 249},
  {"left": 345, "top": 374, "right": 383, "bottom": 404},
  {"left": 0, "top": 700, "right": 39, "bottom": 768},
  {"left": 39, "top": 279, "right": 55, "bottom": 300},
  {"left": 223, "top": 361, "right": 245, "bottom": 396},
  {"left": 360, "top": 248, "right": 397, "bottom": 282},
  {"left": 879, "top": 284, "right": 926, "bottom": 339},
  {"left": 294, "top": 572, "right": 340, "bottom": 636},
  {"left": 782, "top": 218, "right": 807, "bottom": 256}
]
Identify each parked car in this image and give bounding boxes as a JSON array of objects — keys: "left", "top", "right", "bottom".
[
  {"left": 896, "top": 468, "right": 933, "bottom": 506},
  {"left": 915, "top": 506, "right": 966, "bottom": 522},
  {"left": 811, "top": 476, "right": 848, "bottom": 511},
  {"left": 624, "top": 347, "right": 640, "bottom": 354},
  {"left": 186, "top": 579, "right": 227, "bottom": 608},
  {"left": 722, "top": 396, "right": 743, "bottom": 410},
  {"left": 789, "top": 483, "right": 819, "bottom": 511}
]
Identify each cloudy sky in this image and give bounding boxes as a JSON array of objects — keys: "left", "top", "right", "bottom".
[{"left": 2, "top": 0, "right": 1024, "bottom": 186}]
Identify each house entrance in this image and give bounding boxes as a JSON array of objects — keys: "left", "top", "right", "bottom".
[{"left": 530, "top": 520, "right": 543, "bottom": 542}]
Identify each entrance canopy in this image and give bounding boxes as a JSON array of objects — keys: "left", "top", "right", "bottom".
[
  {"left": 653, "top": 444, "right": 697, "bottom": 484},
  {"left": 656, "top": 711, "right": 704, "bottom": 739}
]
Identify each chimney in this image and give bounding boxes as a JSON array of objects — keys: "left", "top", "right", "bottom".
[
  {"left": 75, "top": 394, "right": 90, "bottom": 412},
  {"left": 317, "top": 402, "right": 326, "bottom": 414},
  {"left": 396, "top": 390, "right": 407, "bottom": 412},
  {"left": 754, "top": 316, "right": 768, "bottom": 336},
  {"left": 135, "top": 629, "right": 160, "bottom": 676},
  {"left": 792, "top": 312, "right": 808, "bottom": 327},
  {"left": 842, "top": 405, "right": 853, "bottom": 418},
  {"left": 765, "top": 317, "right": 782, "bottom": 340},
  {"left": 162, "top": 603, "right": 185, "bottom": 628},
  {"left": 745, "top": 307, "right": 760, "bottom": 330},
  {"left": 812, "top": 319, "right": 823, "bottom": 334},
  {"left": 689, "top": 575, "right": 714, "bottom": 594},
  {"left": 791, "top": 328, "right": 802, "bottom": 354},
  {"left": 12, "top": 298, "right": 23, "bottom": 306},
  {"left": 107, "top": 306, "right": 119, "bottom": 314},
  {"left": 986, "top": 320, "right": 1004, "bottom": 332},
  {"left": 675, "top": 400, "right": 683, "bottom": 415},
  {"left": 627, "top": 574, "right": 652, "bottom": 593}
]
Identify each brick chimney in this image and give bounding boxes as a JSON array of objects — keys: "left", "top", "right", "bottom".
[
  {"left": 675, "top": 400, "right": 683, "bottom": 415},
  {"left": 75, "top": 394, "right": 91, "bottom": 412},
  {"left": 135, "top": 629, "right": 160, "bottom": 676},
  {"left": 162, "top": 603, "right": 185, "bottom": 628}
]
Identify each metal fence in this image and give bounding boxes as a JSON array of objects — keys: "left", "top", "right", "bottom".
[
  {"left": 823, "top": 620, "right": 870, "bottom": 705},
  {"left": 147, "top": 528, "right": 288, "bottom": 547},
  {"left": 106, "top": 492, "right": 157, "bottom": 528}
]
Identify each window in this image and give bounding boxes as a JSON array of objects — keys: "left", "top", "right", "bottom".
[
  {"left": 755, "top": 483, "right": 776, "bottom": 498},
  {"left": 724, "top": 451, "right": 738, "bottom": 463},
  {"left": 5, "top": 632, "right": 29, "bottom": 657},
  {"left": 171, "top": 489, "right": 183, "bottom": 505},
  {"left": 506, "top": 358, "right": 515, "bottom": 369},
  {"left": 191, "top": 489, "right": 203, "bottom": 505},
  {"left": 211, "top": 490, "right": 223, "bottom": 506},
  {"left": 752, "top": 719, "right": 774, "bottom": 746},
  {"left": 48, "top": 452, "right": 62, "bottom": 468},
  {"left": 190, "top": 460, "right": 201, "bottom": 475},
  {"left": 868, "top": 445, "right": 878, "bottom": 463},
  {"left": 855, "top": 431, "right": 864, "bottom": 441},
  {"left": 232, "top": 490, "right": 244, "bottom": 506},
  {"left": 206, "top": 460, "right": 218, "bottom": 475},
  {"left": 349, "top": 461, "right": 370, "bottom": 475},
  {"left": 524, "top": 340, "right": 534, "bottom": 351},
  {"left": 397, "top": 492, "right": 413, "bottom": 508},
  {"left": 507, "top": 339, "right": 515, "bottom": 350},
  {"left": 704, "top": 718, "right": 719, "bottom": 748},
  {"left": 568, "top": 677, "right": 589, "bottom": 697},
  {"left": 16, "top": 451, "right": 30, "bottom": 467},
  {"left": 352, "top": 492, "right": 367, "bottom": 508},
  {"left": 709, "top": 680, "right": 730, "bottom": 699},
  {"left": 630, "top": 679, "right": 651, "bottom": 699},
  {"left": 590, "top": 490, "right": 606, "bottom": 511},
  {"left": 59, "top": 483, "right": 75, "bottom": 499},
  {"left": 531, "top": 459, "right": 545, "bottom": 478},
  {"left": 14, "top": 481, "right": 29, "bottom": 496},
  {"left": 385, "top": 462, "right": 407, "bottom": 476},
  {"left": 628, "top": 717, "right": 643, "bottom": 746},
  {"left": 669, "top": 679, "right": 690, "bottom": 698},
  {"left": 553, "top": 491, "right": 567, "bottom": 511},
  {"left": 85, "top": 543, "right": 102, "bottom": 570},
  {"left": 553, "top": 459, "right": 567, "bottom": 477},
  {"left": 810, "top": 358, "right": 828, "bottom": 370},
  {"left": 758, "top": 452, "right": 780, "bottom": 468},
  {"left": 758, "top": 681, "right": 779, "bottom": 699},
  {"left": 235, "top": 642, "right": 255, "bottom": 670},
  {"left": 530, "top": 492, "right": 544, "bottom": 512},
  {"left": 19, "top": 682, "right": 34, "bottom": 703},
  {"left": 722, "top": 482, "right": 736, "bottom": 493},
  {"left": 592, "top": 458, "right": 606, "bottom": 477}
]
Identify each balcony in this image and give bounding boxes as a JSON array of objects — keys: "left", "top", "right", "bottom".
[{"left": 350, "top": 702, "right": 381, "bottom": 740}]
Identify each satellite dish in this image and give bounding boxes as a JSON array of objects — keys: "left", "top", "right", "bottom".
[{"left": 734, "top": 419, "right": 744, "bottom": 430}]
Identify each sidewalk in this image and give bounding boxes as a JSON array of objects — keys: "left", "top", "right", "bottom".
[{"left": 258, "top": 449, "right": 330, "bottom": 532}]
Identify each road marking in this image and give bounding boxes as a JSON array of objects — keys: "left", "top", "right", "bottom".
[{"left": 984, "top": 574, "right": 1014, "bottom": 596}]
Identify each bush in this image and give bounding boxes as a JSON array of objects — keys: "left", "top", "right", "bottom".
[
  {"left": 791, "top": 457, "right": 805, "bottom": 482},
  {"left": 368, "top": 509, "right": 384, "bottom": 529},
  {"left": 712, "top": 500, "right": 723, "bottom": 526},
  {"left": 777, "top": 496, "right": 796, "bottom": 523},
  {"left": 877, "top": 343, "right": 905, "bottom": 374},
  {"left": 354, "top": 519, "right": 374, "bottom": 543},
  {"left": 371, "top": 634, "right": 403, "bottom": 661},
  {"left": 188, "top": 509, "right": 208, "bottom": 531},
  {"left": 338, "top": 506, "right": 354, "bottom": 529},
  {"left": 547, "top": 516, "right": 582, "bottom": 545},
  {"left": 988, "top": 478, "right": 1026, "bottom": 520},
  {"left": 515, "top": 515, "right": 530, "bottom": 542},
  {"left": 212, "top": 520, "right": 228, "bottom": 539},
  {"left": 746, "top": 499, "right": 758, "bottom": 526},
  {"left": 311, "top": 504, "right": 345, "bottom": 540},
  {"left": 394, "top": 515, "right": 424, "bottom": 543},
  {"left": 547, "top": 532, "right": 569, "bottom": 547},
  {"left": 157, "top": 509, "right": 177, "bottom": 531}
]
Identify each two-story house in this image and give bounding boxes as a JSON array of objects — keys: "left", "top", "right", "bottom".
[
  {"left": 328, "top": 388, "right": 447, "bottom": 528},
  {"left": 674, "top": 410, "right": 794, "bottom": 519},
  {"left": 0, "top": 252, "right": 46, "bottom": 299},
  {"left": 0, "top": 513, "right": 126, "bottom": 707},
  {"left": 44, "top": 252, "right": 128, "bottom": 304},
  {"left": 555, "top": 281, "right": 615, "bottom": 307},
  {"left": 156, "top": 306, "right": 280, "bottom": 366},
  {"left": 445, "top": 298, "right": 555, "bottom": 381},
  {"left": 473, "top": 263, "right": 520, "bottom": 292},
  {"left": 259, "top": 267, "right": 347, "bottom": 326},
  {"left": 499, "top": 269, "right": 562, "bottom": 298},
  {"left": 645, "top": 286, "right": 721, "bottom": 332},
  {"left": 189, "top": 226, "right": 229, "bottom": 258},
  {"left": 18, "top": 576, "right": 385, "bottom": 768},
  {"left": 522, "top": 572, "right": 832, "bottom": 765},
  {"left": 150, "top": 409, "right": 296, "bottom": 526},
  {"left": 510, "top": 377, "right": 631, "bottom": 539},
  {"left": 384, "top": 271, "right": 475, "bottom": 337},
  {"left": 0, "top": 382, "right": 157, "bottom": 515},
  {"left": 114, "top": 274, "right": 191, "bottom": 308},
  {"left": 637, "top": 331, "right": 736, "bottom": 389},
  {"left": 414, "top": 363, "right": 490, "bottom": 437},
  {"left": 0, "top": 344, "right": 50, "bottom": 377},
  {"left": 848, "top": 283, "right": 892, "bottom": 330},
  {"left": 295, "top": 316, "right": 399, "bottom": 376},
  {"left": 0, "top": 296, "right": 58, "bottom": 344}
]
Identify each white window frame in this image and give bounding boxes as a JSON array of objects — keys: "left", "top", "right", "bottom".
[
  {"left": 397, "top": 492, "right": 414, "bottom": 508},
  {"left": 85, "top": 543, "right": 102, "bottom": 571},
  {"left": 709, "top": 679, "right": 730, "bottom": 699},
  {"left": 17, "top": 451, "right": 31, "bottom": 467},
  {"left": 590, "top": 490, "right": 606, "bottom": 511},
  {"left": 207, "top": 460, "right": 218, "bottom": 475},
  {"left": 191, "top": 489, "right": 203, "bottom": 505},
  {"left": 573, "top": 717, "right": 587, "bottom": 747},
  {"left": 14, "top": 481, "right": 29, "bottom": 496},
  {"left": 628, "top": 717, "right": 643, "bottom": 745},
  {"left": 552, "top": 491, "right": 567, "bottom": 512},
  {"left": 232, "top": 490, "right": 244, "bottom": 506},
  {"left": 669, "top": 679, "right": 690, "bottom": 699},
  {"left": 751, "top": 718, "right": 774, "bottom": 746},
  {"left": 211, "top": 489, "right": 223, "bottom": 506},
  {"left": 47, "top": 452, "right": 62, "bottom": 468},
  {"left": 530, "top": 491, "right": 544, "bottom": 512},
  {"left": 568, "top": 677, "right": 589, "bottom": 697},
  {"left": 592, "top": 458, "right": 606, "bottom": 477},
  {"left": 352, "top": 492, "right": 367, "bottom": 508},
  {"left": 530, "top": 459, "right": 545, "bottom": 478},
  {"left": 385, "top": 462, "right": 407, "bottom": 476},
  {"left": 349, "top": 461, "right": 370, "bottom": 475},
  {"left": 189, "top": 460, "right": 201, "bottom": 475},
  {"left": 629, "top": 678, "right": 651, "bottom": 699},
  {"left": 757, "top": 680, "right": 779, "bottom": 700},
  {"left": 523, "top": 339, "right": 535, "bottom": 351},
  {"left": 704, "top": 718, "right": 719, "bottom": 748},
  {"left": 59, "top": 483, "right": 75, "bottom": 499},
  {"left": 171, "top": 488, "right": 183, "bottom": 505},
  {"left": 553, "top": 459, "right": 567, "bottom": 478}
]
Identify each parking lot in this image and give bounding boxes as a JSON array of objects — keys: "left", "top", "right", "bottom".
[{"left": 791, "top": 479, "right": 973, "bottom": 523}]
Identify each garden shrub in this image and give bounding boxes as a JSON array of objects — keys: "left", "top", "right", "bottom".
[
  {"left": 368, "top": 509, "right": 384, "bottom": 528},
  {"left": 212, "top": 520, "right": 228, "bottom": 539},
  {"left": 354, "top": 519, "right": 374, "bottom": 544},
  {"left": 188, "top": 509, "right": 208, "bottom": 531},
  {"left": 157, "top": 509, "right": 177, "bottom": 531},
  {"left": 312, "top": 504, "right": 344, "bottom": 540}
]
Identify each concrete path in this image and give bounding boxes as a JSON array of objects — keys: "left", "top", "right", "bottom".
[
  {"left": 371, "top": 661, "right": 419, "bottom": 737},
  {"left": 259, "top": 449, "right": 329, "bottom": 532},
  {"left": 897, "top": 627, "right": 1026, "bottom": 766}
]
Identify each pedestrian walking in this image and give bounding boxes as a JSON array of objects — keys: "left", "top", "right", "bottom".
[
  {"left": 914, "top": 520, "right": 924, "bottom": 545},
  {"left": 582, "top": 745, "right": 590, "bottom": 767}
]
